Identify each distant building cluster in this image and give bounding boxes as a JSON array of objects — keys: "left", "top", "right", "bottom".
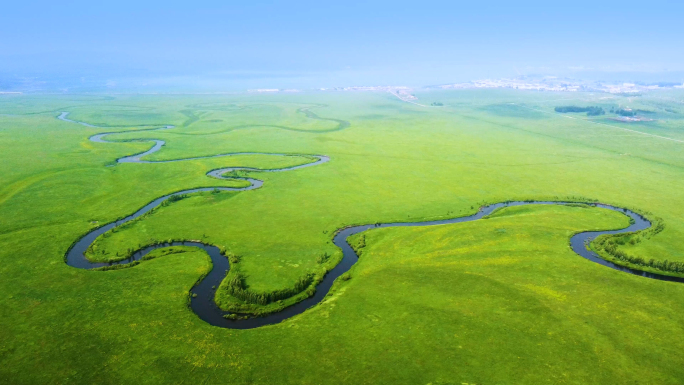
[
  {"left": 320, "top": 86, "right": 413, "bottom": 93},
  {"left": 248, "top": 89, "right": 301, "bottom": 93},
  {"left": 440, "top": 79, "right": 582, "bottom": 92},
  {"left": 436, "top": 78, "right": 684, "bottom": 94},
  {"left": 247, "top": 78, "right": 684, "bottom": 98}
]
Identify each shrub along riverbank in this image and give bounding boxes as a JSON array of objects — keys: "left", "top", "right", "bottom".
[{"left": 591, "top": 215, "right": 684, "bottom": 276}]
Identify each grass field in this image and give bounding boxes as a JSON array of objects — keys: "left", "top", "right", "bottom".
[{"left": 1, "top": 89, "right": 684, "bottom": 383}]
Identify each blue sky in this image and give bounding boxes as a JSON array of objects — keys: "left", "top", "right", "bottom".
[{"left": 1, "top": 1, "right": 683, "bottom": 90}]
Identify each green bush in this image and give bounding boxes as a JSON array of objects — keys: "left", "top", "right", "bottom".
[{"left": 224, "top": 272, "right": 314, "bottom": 305}]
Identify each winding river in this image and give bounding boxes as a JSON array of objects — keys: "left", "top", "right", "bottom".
[{"left": 59, "top": 111, "right": 681, "bottom": 330}]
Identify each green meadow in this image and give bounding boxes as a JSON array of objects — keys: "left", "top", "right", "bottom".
[{"left": 1, "top": 89, "right": 684, "bottom": 384}]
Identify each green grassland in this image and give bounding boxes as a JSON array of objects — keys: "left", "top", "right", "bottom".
[{"left": 1, "top": 89, "right": 684, "bottom": 383}]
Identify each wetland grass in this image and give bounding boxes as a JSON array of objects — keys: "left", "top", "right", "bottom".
[{"left": 3, "top": 90, "right": 684, "bottom": 383}]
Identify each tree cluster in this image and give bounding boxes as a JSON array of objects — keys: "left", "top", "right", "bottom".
[{"left": 555, "top": 106, "right": 605, "bottom": 116}]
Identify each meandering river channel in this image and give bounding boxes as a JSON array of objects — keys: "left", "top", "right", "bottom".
[{"left": 59, "top": 111, "right": 680, "bottom": 330}]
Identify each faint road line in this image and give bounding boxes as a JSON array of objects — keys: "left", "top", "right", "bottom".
[{"left": 388, "top": 91, "right": 429, "bottom": 107}]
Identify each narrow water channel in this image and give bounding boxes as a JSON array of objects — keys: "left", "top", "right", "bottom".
[{"left": 60, "top": 112, "right": 677, "bottom": 330}]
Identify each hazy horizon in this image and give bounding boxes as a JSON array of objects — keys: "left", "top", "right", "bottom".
[{"left": 2, "top": 1, "right": 684, "bottom": 92}]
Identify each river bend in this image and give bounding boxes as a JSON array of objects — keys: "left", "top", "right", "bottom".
[{"left": 59, "top": 112, "right": 679, "bottom": 330}]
